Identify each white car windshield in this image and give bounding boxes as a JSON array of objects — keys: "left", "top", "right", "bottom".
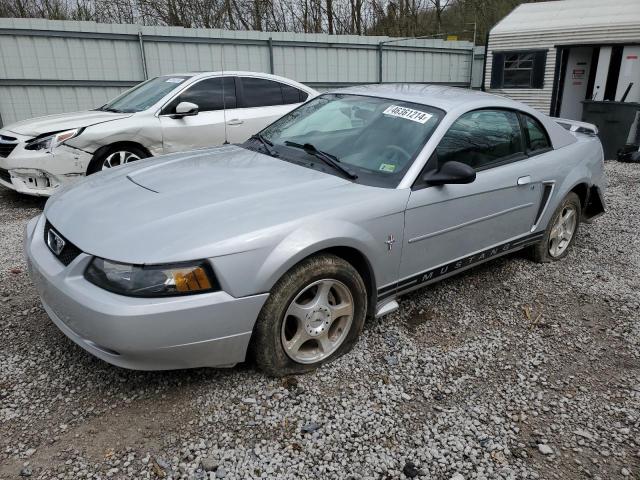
[
  {"left": 98, "top": 75, "right": 192, "bottom": 113},
  {"left": 258, "top": 93, "right": 444, "bottom": 187}
]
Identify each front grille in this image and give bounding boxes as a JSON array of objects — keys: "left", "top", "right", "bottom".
[
  {"left": 44, "top": 220, "right": 82, "bottom": 266},
  {"left": 0, "top": 135, "right": 18, "bottom": 158},
  {"left": 0, "top": 143, "right": 17, "bottom": 158},
  {"left": 0, "top": 168, "right": 10, "bottom": 184}
]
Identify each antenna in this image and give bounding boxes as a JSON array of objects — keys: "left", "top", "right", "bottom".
[{"left": 221, "top": 45, "right": 229, "bottom": 145}]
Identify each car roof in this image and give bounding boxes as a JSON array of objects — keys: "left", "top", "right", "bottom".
[
  {"left": 326, "top": 83, "right": 577, "bottom": 149},
  {"left": 327, "top": 84, "right": 525, "bottom": 113},
  {"left": 162, "top": 71, "right": 317, "bottom": 93}
]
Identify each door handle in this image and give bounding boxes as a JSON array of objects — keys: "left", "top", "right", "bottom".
[
  {"left": 517, "top": 175, "right": 531, "bottom": 186},
  {"left": 227, "top": 119, "right": 243, "bottom": 126}
]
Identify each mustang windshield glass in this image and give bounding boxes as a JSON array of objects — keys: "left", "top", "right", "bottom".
[
  {"left": 100, "top": 75, "right": 191, "bottom": 113},
  {"left": 260, "top": 94, "right": 444, "bottom": 187}
]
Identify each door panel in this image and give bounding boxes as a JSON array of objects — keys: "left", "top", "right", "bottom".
[
  {"left": 159, "top": 76, "right": 237, "bottom": 152},
  {"left": 159, "top": 110, "right": 230, "bottom": 152},
  {"left": 559, "top": 47, "right": 593, "bottom": 120},
  {"left": 400, "top": 159, "right": 542, "bottom": 282},
  {"left": 225, "top": 104, "right": 298, "bottom": 144}
]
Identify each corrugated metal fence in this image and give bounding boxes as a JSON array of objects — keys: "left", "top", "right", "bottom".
[{"left": 0, "top": 19, "right": 484, "bottom": 127}]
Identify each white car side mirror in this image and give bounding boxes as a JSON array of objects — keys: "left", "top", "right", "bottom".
[{"left": 174, "top": 101, "right": 199, "bottom": 118}]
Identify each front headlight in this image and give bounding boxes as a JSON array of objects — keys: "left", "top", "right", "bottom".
[
  {"left": 25, "top": 128, "right": 82, "bottom": 151},
  {"left": 84, "top": 258, "right": 219, "bottom": 297}
]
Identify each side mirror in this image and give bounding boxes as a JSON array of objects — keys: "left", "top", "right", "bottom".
[
  {"left": 423, "top": 161, "right": 476, "bottom": 186},
  {"left": 172, "top": 101, "right": 199, "bottom": 118}
]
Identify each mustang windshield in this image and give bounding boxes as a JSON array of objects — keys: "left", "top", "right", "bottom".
[
  {"left": 99, "top": 75, "right": 192, "bottom": 113},
  {"left": 259, "top": 94, "right": 444, "bottom": 187}
]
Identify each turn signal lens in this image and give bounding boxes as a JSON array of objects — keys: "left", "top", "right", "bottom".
[{"left": 174, "top": 267, "right": 212, "bottom": 292}]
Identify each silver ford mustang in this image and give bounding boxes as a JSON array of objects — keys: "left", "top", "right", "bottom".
[{"left": 24, "top": 85, "right": 606, "bottom": 376}]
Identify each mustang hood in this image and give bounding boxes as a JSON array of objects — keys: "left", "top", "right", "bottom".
[
  {"left": 6, "top": 110, "right": 132, "bottom": 137},
  {"left": 44, "top": 146, "right": 388, "bottom": 264}
]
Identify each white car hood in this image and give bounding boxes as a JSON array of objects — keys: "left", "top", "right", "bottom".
[{"left": 6, "top": 110, "right": 133, "bottom": 137}]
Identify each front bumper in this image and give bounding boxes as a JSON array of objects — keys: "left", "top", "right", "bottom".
[
  {"left": 0, "top": 130, "right": 92, "bottom": 196},
  {"left": 24, "top": 215, "right": 268, "bottom": 370}
]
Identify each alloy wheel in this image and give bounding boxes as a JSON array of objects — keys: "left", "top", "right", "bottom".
[
  {"left": 101, "top": 151, "right": 141, "bottom": 170},
  {"left": 280, "top": 279, "right": 354, "bottom": 364},
  {"left": 548, "top": 205, "right": 577, "bottom": 257}
]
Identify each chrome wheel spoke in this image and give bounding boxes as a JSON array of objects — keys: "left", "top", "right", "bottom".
[
  {"left": 317, "top": 334, "right": 335, "bottom": 353},
  {"left": 562, "top": 209, "right": 575, "bottom": 227},
  {"left": 283, "top": 327, "right": 311, "bottom": 356},
  {"left": 329, "top": 302, "right": 353, "bottom": 321},
  {"left": 312, "top": 280, "right": 332, "bottom": 307},
  {"left": 287, "top": 302, "right": 314, "bottom": 321}
]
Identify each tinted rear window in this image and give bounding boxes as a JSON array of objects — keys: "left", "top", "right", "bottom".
[
  {"left": 282, "top": 84, "right": 308, "bottom": 104},
  {"left": 241, "top": 77, "right": 284, "bottom": 107}
]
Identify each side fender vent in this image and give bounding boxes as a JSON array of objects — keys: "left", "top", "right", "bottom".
[{"left": 532, "top": 183, "right": 554, "bottom": 229}]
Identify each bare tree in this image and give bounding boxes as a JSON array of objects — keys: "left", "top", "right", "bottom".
[
  {"left": 0, "top": 0, "right": 541, "bottom": 42},
  {"left": 428, "top": 0, "right": 451, "bottom": 33}
]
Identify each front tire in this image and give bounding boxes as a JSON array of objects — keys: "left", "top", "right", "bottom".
[
  {"left": 531, "top": 192, "right": 581, "bottom": 263},
  {"left": 87, "top": 145, "right": 149, "bottom": 175},
  {"left": 252, "top": 254, "right": 367, "bottom": 377}
]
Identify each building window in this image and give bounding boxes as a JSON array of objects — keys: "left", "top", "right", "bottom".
[
  {"left": 504, "top": 53, "right": 535, "bottom": 87},
  {"left": 490, "top": 50, "right": 547, "bottom": 89}
]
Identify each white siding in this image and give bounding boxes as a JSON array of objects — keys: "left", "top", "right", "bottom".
[{"left": 484, "top": 0, "right": 640, "bottom": 115}]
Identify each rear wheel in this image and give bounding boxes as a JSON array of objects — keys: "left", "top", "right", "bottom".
[
  {"left": 531, "top": 192, "right": 581, "bottom": 263},
  {"left": 252, "top": 254, "right": 367, "bottom": 376},
  {"left": 87, "top": 145, "right": 149, "bottom": 175}
]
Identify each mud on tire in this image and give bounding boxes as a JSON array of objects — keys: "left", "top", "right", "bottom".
[{"left": 251, "top": 254, "right": 367, "bottom": 377}]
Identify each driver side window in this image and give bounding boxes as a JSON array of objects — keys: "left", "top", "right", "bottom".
[
  {"left": 163, "top": 77, "right": 237, "bottom": 114},
  {"left": 436, "top": 109, "right": 524, "bottom": 170}
]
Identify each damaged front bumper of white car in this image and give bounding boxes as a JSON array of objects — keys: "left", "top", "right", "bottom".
[{"left": 0, "top": 130, "right": 92, "bottom": 197}]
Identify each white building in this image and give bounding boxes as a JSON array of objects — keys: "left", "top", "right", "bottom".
[{"left": 483, "top": 0, "right": 640, "bottom": 120}]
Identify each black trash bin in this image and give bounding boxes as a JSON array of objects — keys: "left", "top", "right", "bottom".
[{"left": 581, "top": 100, "right": 640, "bottom": 160}]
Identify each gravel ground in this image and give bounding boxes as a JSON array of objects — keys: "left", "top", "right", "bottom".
[{"left": 0, "top": 161, "right": 638, "bottom": 480}]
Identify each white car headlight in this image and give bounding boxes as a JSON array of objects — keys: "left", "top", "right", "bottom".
[{"left": 25, "top": 128, "right": 82, "bottom": 151}]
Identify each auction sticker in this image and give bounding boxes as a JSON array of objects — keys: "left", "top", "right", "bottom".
[
  {"left": 379, "top": 163, "right": 396, "bottom": 172},
  {"left": 383, "top": 105, "right": 433, "bottom": 124}
]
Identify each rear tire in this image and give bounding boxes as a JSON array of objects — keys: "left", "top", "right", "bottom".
[
  {"left": 87, "top": 144, "right": 149, "bottom": 175},
  {"left": 252, "top": 254, "right": 367, "bottom": 377},
  {"left": 531, "top": 192, "right": 581, "bottom": 263}
]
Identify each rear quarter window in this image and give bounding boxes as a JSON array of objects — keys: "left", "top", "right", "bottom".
[
  {"left": 282, "top": 84, "right": 308, "bottom": 104},
  {"left": 522, "top": 114, "right": 551, "bottom": 152}
]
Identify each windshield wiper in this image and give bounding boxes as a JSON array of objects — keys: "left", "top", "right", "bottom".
[
  {"left": 284, "top": 141, "right": 357, "bottom": 180},
  {"left": 96, "top": 106, "right": 124, "bottom": 113},
  {"left": 250, "top": 134, "right": 278, "bottom": 157}
]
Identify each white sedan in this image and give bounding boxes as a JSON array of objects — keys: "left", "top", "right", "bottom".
[{"left": 0, "top": 71, "right": 317, "bottom": 196}]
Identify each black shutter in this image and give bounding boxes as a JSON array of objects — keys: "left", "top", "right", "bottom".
[
  {"left": 490, "top": 52, "right": 505, "bottom": 89},
  {"left": 531, "top": 50, "right": 547, "bottom": 89}
]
